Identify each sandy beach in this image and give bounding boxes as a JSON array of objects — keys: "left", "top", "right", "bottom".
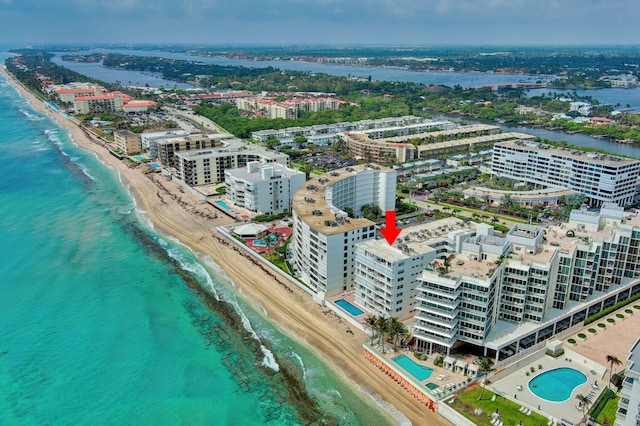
[{"left": 1, "top": 66, "right": 450, "bottom": 425}]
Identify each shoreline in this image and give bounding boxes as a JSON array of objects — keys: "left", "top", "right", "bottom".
[{"left": 1, "top": 65, "right": 450, "bottom": 425}]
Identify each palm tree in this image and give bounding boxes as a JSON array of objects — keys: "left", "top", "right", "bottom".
[
  {"left": 606, "top": 354, "right": 622, "bottom": 387},
  {"left": 477, "top": 358, "right": 495, "bottom": 401},
  {"left": 365, "top": 315, "right": 378, "bottom": 345},
  {"left": 575, "top": 394, "right": 592, "bottom": 420},
  {"left": 389, "top": 317, "right": 408, "bottom": 352},
  {"left": 376, "top": 316, "right": 390, "bottom": 353}
]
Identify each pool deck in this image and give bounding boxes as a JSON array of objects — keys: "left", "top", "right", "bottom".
[{"left": 488, "top": 349, "right": 606, "bottom": 425}]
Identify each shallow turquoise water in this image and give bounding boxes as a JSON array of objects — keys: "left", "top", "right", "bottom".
[
  {"left": 528, "top": 367, "right": 587, "bottom": 402},
  {"left": 0, "top": 55, "right": 398, "bottom": 426},
  {"left": 392, "top": 355, "right": 433, "bottom": 382}
]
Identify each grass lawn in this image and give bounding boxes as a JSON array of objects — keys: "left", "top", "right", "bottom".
[
  {"left": 594, "top": 395, "right": 619, "bottom": 426},
  {"left": 450, "top": 384, "right": 548, "bottom": 426}
]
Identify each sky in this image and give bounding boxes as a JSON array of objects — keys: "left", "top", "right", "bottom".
[{"left": 1, "top": 0, "right": 639, "bottom": 47}]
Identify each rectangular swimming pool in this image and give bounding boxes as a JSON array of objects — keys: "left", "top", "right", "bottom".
[
  {"left": 335, "top": 299, "right": 365, "bottom": 316},
  {"left": 393, "top": 354, "right": 434, "bottom": 381}
]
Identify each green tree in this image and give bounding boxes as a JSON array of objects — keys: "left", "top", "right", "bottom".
[
  {"left": 477, "top": 358, "right": 495, "bottom": 401},
  {"left": 575, "top": 394, "right": 592, "bottom": 421},
  {"left": 376, "top": 316, "right": 390, "bottom": 353},
  {"left": 389, "top": 317, "right": 408, "bottom": 352},
  {"left": 606, "top": 354, "right": 622, "bottom": 388},
  {"left": 265, "top": 138, "right": 281, "bottom": 150},
  {"left": 365, "top": 315, "right": 378, "bottom": 345}
]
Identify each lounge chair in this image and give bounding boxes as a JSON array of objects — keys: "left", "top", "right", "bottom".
[
  {"left": 519, "top": 406, "right": 526, "bottom": 413},
  {"left": 490, "top": 418, "right": 497, "bottom": 425},
  {"left": 547, "top": 421, "right": 552, "bottom": 426},
  {"left": 526, "top": 409, "right": 532, "bottom": 415}
]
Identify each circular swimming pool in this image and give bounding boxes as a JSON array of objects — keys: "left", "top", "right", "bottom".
[{"left": 528, "top": 367, "right": 587, "bottom": 402}]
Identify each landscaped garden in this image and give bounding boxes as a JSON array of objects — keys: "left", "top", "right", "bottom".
[{"left": 449, "top": 385, "right": 548, "bottom": 426}]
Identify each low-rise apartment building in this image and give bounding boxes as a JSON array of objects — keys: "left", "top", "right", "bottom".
[
  {"left": 174, "top": 140, "right": 289, "bottom": 186},
  {"left": 114, "top": 130, "right": 142, "bottom": 156},
  {"left": 156, "top": 134, "right": 223, "bottom": 168},
  {"left": 492, "top": 140, "right": 640, "bottom": 206},
  {"left": 140, "top": 130, "right": 190, "bottom": 159}
]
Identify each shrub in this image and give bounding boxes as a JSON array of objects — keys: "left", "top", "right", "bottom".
[
  {"left": 616, "top": 313, "right": 624, "bottom": 319},
  {"left": 434, "top": 355, "right": 444, "bottom": 367},
  {"left": 578, "top": 333, "right": 587, "bottom": 339},
  {"left": 526, "top": 371, "right": 530, "bottom": 376},
  {"left": 584, "top": 293, "right": 640, "bottom": 324},
  {"left": 607, "top": 318, "right": 615, "bottom": 323},
  {"left": 538, "top": 364, "right": 543, "bottom": 370},
  {"left": 588, "top": 328, "right": 597, "bottom": 334},
  {"left": 567, "top": 338, "right": 577, "bottom": 344},
  {"left": 625, "top": 309, "right": 633, "bottom": 314},
  {"left": 530, "top": 366, "right": 535, "bottom": 373},
  {"left": 598, "top": 323, "right": 606, "bottom": 328}
]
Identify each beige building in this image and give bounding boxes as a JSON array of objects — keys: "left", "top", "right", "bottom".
[
  {"left": 156, "top": 134, "right": 221, "bottom": 168},
  {"left": 114, "top": 130, "right": 142, "bottom": 156},
  {"left": 73, "top": 94, "right": 124, "bottom": 114}
]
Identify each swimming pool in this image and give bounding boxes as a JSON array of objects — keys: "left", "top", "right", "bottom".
[
  {"left": 335, "top": 299, "right": 365, "bottom": 316},
  {"left": 148, "top": 163, "right": 160, "bottom": 168},
  {"left": 393, "top": 354, "right": 434, "bottom": 382},
  {"left": 528, "top": 367, "right": 587, "bottom": 402},
  {"left": 215, "top": 200, "right": 232, "bottom": 210},
  {"left": 253, "top": 234, "right": 278, "bottom": 247}
]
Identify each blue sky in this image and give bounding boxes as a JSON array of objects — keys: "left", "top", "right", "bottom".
[{"left": 1, "top": 0, "right": 639, "bottom": 46}]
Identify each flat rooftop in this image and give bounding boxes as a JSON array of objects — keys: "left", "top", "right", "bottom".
[
  {"left": 225, "top": 163, "right": 302, "bottom": 182},
  {"left": 415, "top": 132, "right": 535, "bottom": 153},
  {"left": 173, "top": 138, "right": 287, "bottom": 161},
  {"left": 397, "top": 217, "right": 500, "bottom": 278},
  {"left": 545, "top": 210, "right": 640, "bottom": 251},
  {"left": 292, "top": 163, "right": 394, "bottom": 236},
  {"left": 496, "top": 140, "right": 640, "bottom": 167}
]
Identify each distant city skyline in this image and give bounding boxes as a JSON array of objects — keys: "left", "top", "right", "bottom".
[{"left": 1, "top": 0, "right": 639, "bottom": 47}]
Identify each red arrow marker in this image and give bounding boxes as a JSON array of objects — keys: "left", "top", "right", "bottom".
[{"left": 380, "top": 210, "right": 401, "bottom": 245}]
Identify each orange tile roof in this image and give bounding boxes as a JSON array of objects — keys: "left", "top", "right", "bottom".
[{"left": 57, "top": 88, "right": 95, "bottom": 93}]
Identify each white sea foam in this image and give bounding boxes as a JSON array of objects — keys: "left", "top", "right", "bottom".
[
  {"left": 361, "top": 386, "right": 412, "bottom": 426},
  {"left": 260, "top": 345, "right": 280, "bottom": 372},
  {"left": 19, "top": 108, "right": 44, "bottom": 121}
]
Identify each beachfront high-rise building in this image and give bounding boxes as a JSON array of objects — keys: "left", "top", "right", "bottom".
[
  {"left": 492, "top": 140, "right": 640, "bottom": 206},
  {"left": 156, "top": 134, "right": 222, "bottom": 168},
  {"left": 404, "top": 205, "right": 640, "bottom": 362},
  {"left": 616, "top": 338, "right": 640, "bottom": 426},
  {"left": 354, "top": 237, "right": 434, "bottom": 320},
  {"left": 140, "top": 130, "right": 190, "bottom": 159},
  {"left": 174, "top": 139, "right": 289, "bottom": 186},
  {"left": 224, "top": 162, "right": 306, "bottom": 216},
  {"left": 114, "top": 130, "right": 142, "bottom": 156},
  {"left": 290, "top": 164, "right": 396, "bottom": 298}
]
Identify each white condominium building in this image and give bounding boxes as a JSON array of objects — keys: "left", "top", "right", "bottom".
[
  {"left": 492, "top": 140, "right": 640, "bottom": 206},
  {"left": 355, "top": 232, "right": 434, "bottom": 320},
  {"left": 224, "top": 162, "right": 306, "bottom": 216},
  {"left": 290, "top": 164, "right": 396, "bottom": 298},
  {"left": 174, "top": 140, "right": 289, "bottom": 186},
  {"left": 616, "top": 338, "right": 640, "bottom": 426},
  {"left": 140, "top": 130, "right": 190, "bottom": 159},
  {"left": 408, "top": 205, "right": 640, "bottom": 362}
]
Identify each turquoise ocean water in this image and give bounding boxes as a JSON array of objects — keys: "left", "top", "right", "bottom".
[{"left": 0, "top": 55, "right": 398, "bottom": 426}]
